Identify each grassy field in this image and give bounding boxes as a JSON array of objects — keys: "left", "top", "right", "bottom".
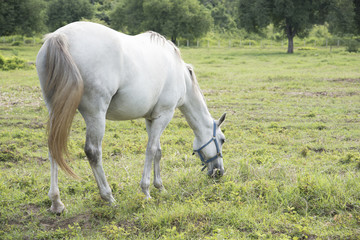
[{"left": 1, "top": 44, "right": 360, "bottom": 239}]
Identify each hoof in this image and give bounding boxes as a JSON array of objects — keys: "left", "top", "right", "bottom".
[
  {"left": 144, "top": 195, "right": 152, "bottom": 200},
  {"left": 49, "top": 204, "right": 65, "bottom": 215}
]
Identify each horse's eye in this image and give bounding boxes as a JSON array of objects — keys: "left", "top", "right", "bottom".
[{"left": 220, "top": 139, "right": 226, "bottom": 144}]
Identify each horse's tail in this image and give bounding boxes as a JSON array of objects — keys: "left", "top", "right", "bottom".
[{"left": 42, "top": 33, "right": 83, "bottom": 178}]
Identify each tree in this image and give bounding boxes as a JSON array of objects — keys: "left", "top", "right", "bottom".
[
  {"left": 0, "top": 0, "right": 47, "bottom": 36},
  {"left": 92, "top": 0, "right": 115, "bottom": 25},
  {"left": 110, "top": 0, "right": 146, "bottom": 34},
  {"left": 47, "top": 0, "right": 94, "bottom": 31},
  {"left": 327, "top": 0, "right": 356, "bottom": 35},
  {"left": 355, "top": 0, "right": 360, "bottom": 34},
  {"left": 111, "top": 0, "right": 212, "bottom": 43},
  {"left": 200, "top": 0, "right": 238, "bottom": 32},
  {"left": 237, "top": 0, "right": 331, "bottom": 53}
]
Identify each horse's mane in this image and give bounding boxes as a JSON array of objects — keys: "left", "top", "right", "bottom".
[
  {"left": 186, "top": 64, "right": 205, "bottom": 100},
  {"left": 146, "top": 31, "right": 181, "bottom": 58},
  {"left": 145, "top": 31, "right": 203, "bottom": 99}
]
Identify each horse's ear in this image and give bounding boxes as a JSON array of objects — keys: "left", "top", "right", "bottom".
[{"left": 217, "top": 113, "right": 226, "bottom": 127}]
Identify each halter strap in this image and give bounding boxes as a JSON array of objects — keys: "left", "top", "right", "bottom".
[{"left": 193, "top": 121, "right": 222, "bottom": 171}]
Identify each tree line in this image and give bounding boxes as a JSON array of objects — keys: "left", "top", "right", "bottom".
[{"left": 0, "top": 0, "right": 359, "bottom": 53}]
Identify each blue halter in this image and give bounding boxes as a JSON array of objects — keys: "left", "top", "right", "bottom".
[{"left": 193, "top": 121, "right": 222, "bottom": 171}]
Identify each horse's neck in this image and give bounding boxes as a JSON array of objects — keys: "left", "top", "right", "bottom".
[{"left": 179, "top": 84, "right": 213, "bottom": 139}]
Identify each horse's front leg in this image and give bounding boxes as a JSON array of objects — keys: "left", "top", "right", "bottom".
[
  {"left": 48, "top": 153, "right": 65, "bottom": 214},
  {"left": 141, "top": 112, "right": 174, "bottom": 198},
  {"left": 84, "top": 114, "right": 115, "bottom": 204}
]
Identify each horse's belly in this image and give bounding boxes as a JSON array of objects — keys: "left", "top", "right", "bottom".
[
  {"left": 106, "top": 103, "right": 151, "bottom": 120},
  {"left": 105, "top": 90, "right": 156, "bottom": 121}
]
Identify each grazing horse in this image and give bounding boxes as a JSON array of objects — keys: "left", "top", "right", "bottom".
[{"left": 36, "top": 22, "right": 226, "bottom": 214}]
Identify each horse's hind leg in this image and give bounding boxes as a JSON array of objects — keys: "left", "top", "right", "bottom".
[
  {"left": 145, "top": 120, "right": 164, "bottom": 191},
  {"left": 48, "top": 153, "right": 65, "bottom": 214},
  {"left": 83, "top": 114, "right": 115, "bottom": 204},
  {"left": 141, "top": 110, "right": 174, "bottom": 198}
]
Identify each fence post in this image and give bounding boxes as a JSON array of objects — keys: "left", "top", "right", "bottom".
[
  {"left": 229, "top": 40, "right": 231, "bottom": 48},
  {"left": 326, "top": 39, "right": 328, "bottom": 47},
  {"left": 187, "top": 40, "right": 189, "bottom": 47},
  {"left": 240, "top": 39, "right": 242, "bottom": 47},
  {"left": 207, "top": 40, "right": 209, "bottom": 48},
  {"left": 218, "top": 41, "right": 220, "bottom": 47},
  {"left": 197, "top": 40, "right": 199, "bottom": 47},
  {"left": 337, "top": 39, "right": 340, "bottom": 47}
]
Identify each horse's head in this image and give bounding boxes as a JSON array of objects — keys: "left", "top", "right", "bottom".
[{"left": 193, "top": 113, "right": 226, "bottom": 177}]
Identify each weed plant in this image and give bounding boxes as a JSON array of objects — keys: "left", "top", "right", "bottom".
[{"left": 1, "top": 45, "right": 360, "bottom": 239}]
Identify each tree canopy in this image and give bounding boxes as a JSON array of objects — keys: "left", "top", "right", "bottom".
[
  {"left": 0, "top": 0, "right": 47, "bottom": 36},
  {"left": 47, "top": 0, "right": 94, "bottom": 31},
  {"left": 327, "top": 0, "right": 357, "bottom": 35},
  {"left": 237, "top": 0, "right": 334, "bottom": 53},
  {"left": 0, "top": 0, "right": 359, "bottom": 50},
  {"left": 111, "top": 0, "right": 212, "bottom": 42}
]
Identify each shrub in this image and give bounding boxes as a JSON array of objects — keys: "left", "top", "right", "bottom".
[
  {"left": 243, "top": 39, "right": 258, "bottom": 46},
  {"left": 0, "top": 55, "right": 5, "bottom": 68},
  {"left": 346, "top": 40, "right": 359, "bottom": 53},
  {"left": 0, "top": 54, "right": 29, "bottom": 71},
  {"left": 11, "top": 41, "right": 23, "bottom": 46},
  {"left": 298, "top": 47, "right": 317, "bottom": 51},
  {"left": 3, "top": 57, "right": 26, "bottom": 70},
  {"left": 24, "top": 37, "right": 35, "bottom": 44}
]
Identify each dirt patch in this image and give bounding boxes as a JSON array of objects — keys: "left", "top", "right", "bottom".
[
  {"left": 285, "top": 91, "right": 359, "bottom": 97},
  {"left": 329, "top": 78, "right": 360, "bottom": 83},
  {"left": 0, "top": 87, "right": 42, "bottom": 108},
  {"left": 0, "top": 148, "right": 22, "bottom": 162},
  {"left": 24, "top": 203, "right": 42, "bottom": 214},
  {"left": 35, "top": 157, "right": 47, "bottom": 165},
  {"left": 40, "top": 213, "right": 93, "bottom": 231},
  {"left": 308, "top": 147, "right": 326, "bottom": 153},
  {"left": 27, "top": 119, "right": 46, "bottom": 129}
]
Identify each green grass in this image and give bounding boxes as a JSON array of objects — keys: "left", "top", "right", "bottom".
[{"left": 1, "top": 44, "right": 360, "bottom": 239}]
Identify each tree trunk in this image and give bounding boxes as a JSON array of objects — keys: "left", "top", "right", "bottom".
[
  {"left": 285, "top": 20, "right": 296, "bottom": 54},
  {"left": 287, "top": 35, "right": 294, "bottom": 53}
]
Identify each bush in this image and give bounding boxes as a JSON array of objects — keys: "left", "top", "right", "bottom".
[
  {"left": 0, "top": 55, "right": 5, "bottom": 68},
  {"left": 346, "top": 40, "right": 359, "bottom": 53},
  {"left": 298, "top": 47, "right": 317, "bottom": 51},
  {"left": 11, "top": 41, "right": 23, "bottom": 46},
  {"left": 5, "top": 57, "right": 26, "bottom": 70},
  {"left": 24, "top": 38, "right": 33, "bottom": 44},
  {"left": 0, "top": 54, "right": 29, "bottom": 71}
]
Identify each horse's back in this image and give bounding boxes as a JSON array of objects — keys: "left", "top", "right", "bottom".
[{"left": 42, "top": 22, "right": 186, "bottom": 120}]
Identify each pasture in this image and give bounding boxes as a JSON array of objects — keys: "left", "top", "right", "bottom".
[{"left": 1, "top": 44, "right": 360, "bottom": 239}]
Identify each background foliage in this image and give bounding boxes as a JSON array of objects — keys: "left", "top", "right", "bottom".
[{"left": 1, "top": 0, "right": 360, "bottom": 42}]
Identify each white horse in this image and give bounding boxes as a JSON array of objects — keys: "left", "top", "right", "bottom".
[{"left": 36, "top": 22, "right": 226, "bottom": 214}]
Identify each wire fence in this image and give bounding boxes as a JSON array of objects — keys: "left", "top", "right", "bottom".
[
  {"left": 176, "top": 38, "right": 348, "bottom": 49},
  {"left": 1, "top": 35, "right": 41, "bottom": 45},
  {"left": 0, "top": 35, "right": 355, "bottom": 51}
]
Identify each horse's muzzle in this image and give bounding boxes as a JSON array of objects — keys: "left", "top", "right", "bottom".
[{"left": 208, "top": 166, "right": 224, "bottom": 178}]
